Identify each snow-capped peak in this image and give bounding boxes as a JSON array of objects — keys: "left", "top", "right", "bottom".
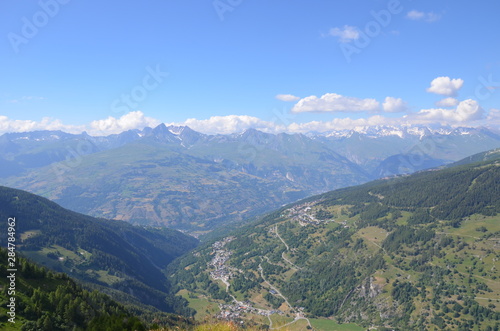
[{"left": 321, "top": 125, "right": 480, "bottom": 140}]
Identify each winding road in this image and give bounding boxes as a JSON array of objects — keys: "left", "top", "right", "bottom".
[
  {"left": 273, "top": 225, "right": 302, "bottom": 270},
  {"left": 258, "top": 260, "right": 312, "bottom": 330}
]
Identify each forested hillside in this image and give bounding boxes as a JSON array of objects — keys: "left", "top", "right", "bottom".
[
  {"left": 0, "top": 247, "right": 149, "bottom": 330},
  {"left": 0, "top": 186, "right": 198, "bottom": 318},
  {"left": 449, "top": 148, "right": 500, "bottom": 167},
  {"left": 169, "top": 157, "right": 500, "bottom": 330}
]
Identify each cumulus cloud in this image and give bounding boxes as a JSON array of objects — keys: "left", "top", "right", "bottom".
[
  {"left": 0, "top": 116, "right": 84, "bottom": 134},
  {"left": 382, "top": 97, "right": 409, "bottom": 113},
  {"left": 0, "top": 102, "right": 492, "bottom": 137},
  {"left": 179, "top": 115, "right": 286, "bottom": 135},
  {"left": 89, "top": 111, "right": 161, "bottom": 135},
  {"left": 287, "top": 101, "right": 484, "bottom": 133},
  {"left": 328, "top": 25, "right": 360, "bottom": 43},
  {"left": 406, "top": 10, "right": 441, "bottom": 22},
  {"left": 426, "top": 76, "right": 464, "bottom": 96},
  {"left": 406, "top": 99, "right": 484, "bottom": 124},
  {"left": 435, "top": 97, "right": 459, "bottom": 108},
  {"left": 275, "top": 94, "right": 300, "bottom": 102},
  {"left": 291, "top": 93, "right": 380, "bottom": 113},
  {"left": 0, "top": 111, "right": 163, "bottom": 136}
]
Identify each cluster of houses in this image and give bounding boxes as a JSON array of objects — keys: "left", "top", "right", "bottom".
[
  {"left": 218, "top": 302, "right": 283, "bottom": 321},
  {"left": 284, "top": 201, "right": 328, "bottom": 226},
  {"left": 208, "top": 236, "right": 236, "bottom": 283},
  {"left": 208, "top": 236, "right": 288, "bottom": 322}
]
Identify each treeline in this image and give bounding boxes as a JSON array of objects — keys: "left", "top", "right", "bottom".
[{"left": 315, "top": 160, "right": 500, "bottom": 221}]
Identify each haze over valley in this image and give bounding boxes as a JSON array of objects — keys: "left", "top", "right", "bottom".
[
  {"left": 1, "top": 124, "right": 500, "bottom": 235},
  {"left": 1, "top": 0, "right": 500, "bottom": 330}
]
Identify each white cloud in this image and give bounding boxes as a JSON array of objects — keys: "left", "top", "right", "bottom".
[
  {"left": 458, "top": 101, "right": 483, "bottom": 120},
  {"left": 0, "top": 103, "right": 493, "bottom": 137},
  {"left": 486, "top": 108, "right": 500, "bottom": 125},
  {"left": 0, "top": 112, "right": 284, "bottom": 136},
  {"left": 0, "top": 111, "right": 161, "bottom": 136},
  {"left": 328, "top": 25, "right": 360, "bottom": 43},
  {"left": 406, "top": 10, "right": 441, "bottom": 22},
  {"left": 275, "top": 94, "right": 300, "bottom": 102},
  {"left": 426, "top": 76, "right": 464, "bottom": 96},
  {"left": 179, "top": 115, "right": 286, "bottom": 135},
  {"left": 291, "top": 93, "right": 380, "bottom": 113},
  {"left": 89, "top": 111, "right": 160, "bottom": 135},
  {"left": 0, "top": 116, "right": 85, "bottom": 134},
  {"left": 287, "top": 115, "right": 394, "bottom": 133},
  {"left": 7, "top": 96, "right": 46, "bottom": 104},
  {"left": 382, "top": 97, "right": 409, "bottom": 113},
  {"left": 406, "top": 99, "right": 484, "bottom": 124},
  {"left": 435, "top": 97, "right": 459, "bottom": 107},
  {"left": 407, "top": 10, "right": 425, "bottom": 20},
  {"left": 181, "top": 101, "right": 485, "bottom": 134},
  {"left": 287, "top": 101, "right": 485, "bottom": 133}
]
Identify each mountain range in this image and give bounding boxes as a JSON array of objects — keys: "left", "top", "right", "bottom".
[
  {"left": 1, "top": 124, "right": 500, "bottom": 233},
  {"left": 1, "top": 144, "right": 500, "bottom": 330}
]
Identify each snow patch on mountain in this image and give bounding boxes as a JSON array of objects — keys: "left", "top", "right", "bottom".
[{"left": 321, "top": 125, "right": 485, "bottom": 140}]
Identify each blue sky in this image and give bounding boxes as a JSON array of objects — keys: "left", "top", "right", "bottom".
[{"left": 1, "top": 0, "right": 500, "bottom": 135}]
